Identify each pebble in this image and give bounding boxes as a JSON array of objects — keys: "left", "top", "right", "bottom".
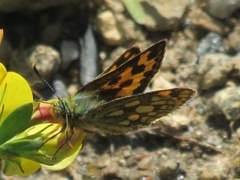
[
  {"left": 155, "top": 114, "right": 191, "bottom": 133},
  {"left": 205, "top": 0, "right": 240, "bottom": 19},
  {"left": 140, "top": 0, "right": 190, "bottom": 31},
  {"left": 9, "top": 44, "right": 60, "bottom": 88},
  {"left": 210, "top": 87, "right": 240, "bottom": 122},
  {"left": 159, "top": 160, "right": 180, "bottom": 179},
  {"left": 197, "top": 32, "right": 225, "bottom": 58},
  {"left": 96, "top": 10, "right": 125, "bottom": 46},
  {"left": 188, "top": 7, "right": 229, "bottom": 35},
  {"left": 152, "top": 72, "right": 176, "bottom": 90},
  {"left": 138, "top": 157, "right": 152, "bottom": 170},
  {"left": 96, "top": 154, "right": 111, "bottom": 168},
  {"left": 101, "top": 161, "right": 119, "bottom": 177},
  {"left": 227, "top": 24, "right": 240, "bottom": 51},
  {"left": 198, "top": 155, "right": 233, "bottom": 180},
  {"left": 197, "top": 53, "right": 232, "bottom": 90},
  {"left": 60, "top": 41, "right": 79, "bottom": 70},
  {"left": 231, "top": 54, "right": 240, "bottom": 79}
]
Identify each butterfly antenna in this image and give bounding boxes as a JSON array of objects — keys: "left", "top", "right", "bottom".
[{"left": 32, "top": 63, "right": 56, "bottom": 94}]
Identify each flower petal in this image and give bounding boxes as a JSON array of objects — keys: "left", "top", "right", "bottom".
[
  {"left": 2, "top": 156, "right": 40, "bottom": 177},
  {"left": 0, "top": 71, "right": 33, "bottom": 121},
  {"left": 0, "top": 63, "right": 6, "bottom": 85},
  {"left": 41, "top": 129, "right": 85, "bottom": 170}
]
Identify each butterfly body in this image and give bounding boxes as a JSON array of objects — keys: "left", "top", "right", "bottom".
[{"left": 51, "top": 40, "right": 196, "bottom": 135}]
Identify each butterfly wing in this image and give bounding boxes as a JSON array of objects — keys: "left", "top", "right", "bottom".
[
  {"left": 98, "top": 46, "right": 141, "bottom": 77},
  {"left": 79, "top": 40, "right": 167, "bottom": 101},
  {"left": 80, "top": 88, "right": 196, "bottom": 134}
]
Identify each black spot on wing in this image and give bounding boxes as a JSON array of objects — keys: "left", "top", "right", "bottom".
[
  {"left": 108, "top": 76, "right": 121, "bottom": 86},
  {"left": 133, "top": 86, "right": 143, "bottom": 94},
  {"left": 121, "top": 79, "right": 134, "bottom": 88},
  {"left": 152, "top": 62, "right": 159, "bottom": 69},
  {"left": 132, "top": 64, "right": 145, "bottom": 75},
  {"left": 99, "top": 88, "right": 121, "bottom": 101},
  {"left": 143, "top": 70, "right": 153, "bottom": 78},
  {"left": 169, "top": 89, "right": 182, "bottom": 98}
]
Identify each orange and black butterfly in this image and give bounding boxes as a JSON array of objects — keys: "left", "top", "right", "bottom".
[{"left": 50, "top": 40, "right": 196, "bottom": 135}]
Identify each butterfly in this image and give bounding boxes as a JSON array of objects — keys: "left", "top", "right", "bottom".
[{"left": 50, "top": 39, "right": 196, "bottom": 136}]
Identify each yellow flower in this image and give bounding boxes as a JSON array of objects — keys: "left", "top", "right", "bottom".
[
  {"left": 0, "top": 29, "right": 85, "bottom": 176},
  {"left": 0, "top": 64, "right": 86, "bottom": 176},
  {"left": 0, "top": 62, "right": 38, "bottom": 176}
]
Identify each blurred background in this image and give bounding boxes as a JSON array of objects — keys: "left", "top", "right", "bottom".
[{"left": 1, "top": 0, "right": 240, "bottom": 179}]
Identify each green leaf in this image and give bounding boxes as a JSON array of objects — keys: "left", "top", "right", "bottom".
[
  {"left": 0, "top": 136, "right": 59, "bottom": 165},
  {"left": 122, "top": 0, "right": 147, "bottom": 24},
  {"left": 0, "top": 103, "right": 33, "bottom": 144}
]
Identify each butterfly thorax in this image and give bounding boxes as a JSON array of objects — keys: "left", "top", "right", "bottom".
[{"left": 54, "top": 91, "right": 105, "bottom": 131}]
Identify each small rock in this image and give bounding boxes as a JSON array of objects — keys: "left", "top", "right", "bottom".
[
  {"left": 161, "top": 49, "right": 181, "bottom": 71},
  {"left": 205, "top": 0, "right": 240, "bottom": 19},
  {"left": 101, "top": 161, "right": 119, "bottom": 177},
  {"left": 199, "top": 155, "right": 232, "bottom": 180},
  {"left": 96, "top": 10, "right": 125, "bottom": 46},
  {"left": 162, "top": 32, "right": 197, "bottom": 71},
  {"left": 155, "top": 114, "right": 191, "bottom": 133},
  {"left": 188, "top": 8, "right": 229, "bottom": 35},
  {"left": 152, "top": 72, "right": 176, "bottom": 90},
  {"left": 96, "top": 154, "right": 111, "bottom": 168},
  {"left": 234, "top": 155, "right": 240, "bottom": 174},
  {"left": 159, "top": 160, "right": 180, "bottom": 179},
  {"left": 210, "top": 87, "right": 240, "bottom": 122},
  {"left": 128, "top": 153, "right": 146, "bottom": 167},
  {"left": 140, "top": 0, "right": 190, "bottom": 31},
  {"left": 227, "top": 25, "right": 240, "bottom": 51},
  {"left": 176, "top": 66, "right": 199, "bottom": 90},
  {"left": 231, "top": 54, "right": 240, "bottom": 79},
  {"left": 197, "top": 33, "right": 225, "bottom": 57},
  {"left": 197, "top": 53, "right": 232, "bottom": 90},
  {"left": 60, "top": 41, "right": 79, "bottom": 69},
  {"left": 10, "top": 44, "right": 60, "bottom": 88},
  {"left": 138, "top": 157, "right": 152, "bottom": 170},
  {"left": 105, "top": 0, "right": 125, "bottom": 13}
]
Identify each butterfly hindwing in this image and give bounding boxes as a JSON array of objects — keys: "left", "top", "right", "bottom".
[{"left": 81, "top": 88, "right": 196, "bottom": 134}]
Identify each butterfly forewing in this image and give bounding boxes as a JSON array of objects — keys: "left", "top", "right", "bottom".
[
  {"left": 79, "top": 40, "right": 167, "bottom": 101},
  {"left": 80, "top": 88, "right": 196, "bottom": 134}
]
